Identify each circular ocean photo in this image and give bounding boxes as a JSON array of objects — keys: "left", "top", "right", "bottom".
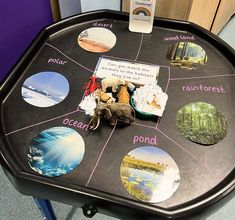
[
  {"left": 166, "top": 42, "right": 207, "bottom": 70},
  {"left": 22, "top": 71, "right": 69, "bottom": 107},
  {"left": 28, "top": 127, "right": 85, "bottom": 177},
  {"left": 120, "top": 146, "right": 180, "bottom": 203},
  {"left": 176, "top": 102, "right": 228, "bottom": 145},
  {"left": 77, "top": 27, "right": 116, "bottom": 53}
]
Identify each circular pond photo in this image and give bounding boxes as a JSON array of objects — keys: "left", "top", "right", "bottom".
[
  {"left": 176, "top": 102, "right": 228, "bottom": 145},
  {"left": 120, "top": 146, "right": 180, "bottom": 203},
  {"left": 28, "top": 127, "right": 85, "bottom": 177},
  {"left": 22, "top": 71, "right": 69, "bottom": 107},
  {"left": 77, "top": 27, "right": 116, "bottom": 53},
  {"left": 166, "top": 42, "right": 207, "bottom": 70}
]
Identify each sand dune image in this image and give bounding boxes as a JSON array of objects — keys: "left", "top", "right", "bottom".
[
  {"left": 78, "top": 38, "right": 110, "bottom": 53},
  {"left": 77, "top": 27, "right": 116, "bottom": 53}
]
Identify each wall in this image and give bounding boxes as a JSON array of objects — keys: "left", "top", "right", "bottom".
[
  {"left": 80, "top": 0, "right": 120, "bottom": 12},
  {"left": 0, "top": 1, "right": 53, "bottom": 81},
  {"left": 58, "top": 0, "right": 81, "bottom": 18}
]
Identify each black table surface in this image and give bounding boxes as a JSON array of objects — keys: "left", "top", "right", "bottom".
[{"left": 0, "top": 10, "right": 234, "bottom": 219}]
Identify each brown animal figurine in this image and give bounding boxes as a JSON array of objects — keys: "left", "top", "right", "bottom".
[
  {"left": 95, "top": 89, "right": 114, "bottom": 103},
  {"left": 117, "top": 84, "right": 130, "bottom": 104},
  {"left": 88, "top": 101, "right": 135, "bottom": 130}
]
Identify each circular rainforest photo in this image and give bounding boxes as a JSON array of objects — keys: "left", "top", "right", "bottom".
[
  {"left": 28, "top": 127, "right": 85, "bottom": 177},
  {"left": 176, "top": 102, "right": 228, "bottom": 145},
  {"left": 120, "top": 146, "right": 180, "bottom": 203},
  {"left": 77, "top": 27, "right": 116, "bottom": 53},
  {"left": 166, "top": 42, "right": 207, "bottom": 70},
  {"left": 22, "top": 71, "right": 69, "bottom": 107}
]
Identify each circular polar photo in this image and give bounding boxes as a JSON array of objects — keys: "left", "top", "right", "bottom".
[
  {"left": 22, "top": 71, "right": 69, "bottom": 107},
  {"left": 166, "top": 42, "right": 207, "bottom": 70},
  {"left": 176, "top": 102, "right": 228, "bottom": 145},
  {"left": 120, "top": 146, "right": 180, "bottom": 203},
  {"left": 28, "top": 127, "right": 85, "bottom": 177},
  {"left": 77, "top": 27, "right": 116, "bottom": 53}
]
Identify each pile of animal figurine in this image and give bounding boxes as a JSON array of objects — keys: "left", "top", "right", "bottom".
[{"left": 80, "top": 75, "right": 135, "bottom": 130}]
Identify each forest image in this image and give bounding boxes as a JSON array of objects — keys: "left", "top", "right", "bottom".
[
  {"left": 176, "top": 102, "right": 228, "bottom": 145},
  {"left": 166, "top": 42, "right": 207, "bottom": 70},
  {"left": 120, "top": 147, "right": 180, "bottom": 203}
]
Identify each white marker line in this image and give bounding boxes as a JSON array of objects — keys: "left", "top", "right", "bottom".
[
  {"left": 165, "top": 67, "right": 171, "bottom": 93},
  {"left": 86, "top": 122, "right": 117, "bottom": 187},
  {"left": 156, "top": 67, "right": 171, "bottom": 129},
  {"left": 134, "top": 122, "right": 156, "bottom": 130},
  {"left": 135, "top": 33, "right": 144, "bottom": 61},
  {"left": 45, "top": 43, "right": 94, "bottom": 73},
  {"left": 170, "top": 74, "right": 235, "bottom": 81},
  {"left": 157, "top": 127, "right": 217, "bottom": 177},
  {"left": 5, "top": 110, "right": 79, "bottom": 136}
]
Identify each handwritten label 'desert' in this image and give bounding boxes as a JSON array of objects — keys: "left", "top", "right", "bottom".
[{"left": 95, "top": 57, "right": 160, "bottom": 85}]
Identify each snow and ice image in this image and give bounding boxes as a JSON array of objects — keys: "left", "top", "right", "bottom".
[
  {"left": 120, "top": 146, "right": 180, "bottom": 203},
  {"left": 28, "top": 127, "right": 85, "bottom": 177},
  {"left": 22, "top": 71, "right": 69, "bottom": 107}
]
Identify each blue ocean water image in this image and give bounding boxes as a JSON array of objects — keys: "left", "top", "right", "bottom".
[
  {"left": 22, "top": 71, "right": 69, "bottom": 107},
  {"left": 120, "top": 146, "right": 180, "bottom": 203},
  {"left": 28, "top": 127, "right": 85, "bottom": 177}
]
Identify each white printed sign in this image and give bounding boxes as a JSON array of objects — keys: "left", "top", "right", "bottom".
[{"left": 95, "top": 57, "right": 160, "bottom": 84}]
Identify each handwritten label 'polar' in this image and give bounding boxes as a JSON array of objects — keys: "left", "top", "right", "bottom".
[{"left": 95, "top": 58, "right": 160, "bottom": 84}]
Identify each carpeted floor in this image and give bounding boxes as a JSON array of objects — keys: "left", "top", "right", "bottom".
[{"left": 0, "top": 15, "right": 235, "bottom": 220}]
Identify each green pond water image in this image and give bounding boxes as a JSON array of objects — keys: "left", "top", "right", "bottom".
[{"left": 120, "top": 146, "right": 180, "bottom": 203}]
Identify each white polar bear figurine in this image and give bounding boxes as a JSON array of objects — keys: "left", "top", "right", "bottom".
[{"left": 101, "top": 77, "right": 125, "bottom": 93}]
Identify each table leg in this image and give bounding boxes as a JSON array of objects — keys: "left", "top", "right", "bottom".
[{"left": 33, "top": 197, "right": 56, "bottom": 220}]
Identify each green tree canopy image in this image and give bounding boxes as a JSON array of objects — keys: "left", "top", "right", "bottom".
[{"left": 176, "top": 102, "right": 228, "bottom": 145}]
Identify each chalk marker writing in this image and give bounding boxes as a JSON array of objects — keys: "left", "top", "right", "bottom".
[
  {"left": 93, "top": 22, "right": 113, "bottom": 28},
  {"left": 182, "top": 84, "right": 226, "bottom": 93},
  {"left": 133, "top": 135, "right": 157, "bottom": 145},
  {"left": 48, "top": 58, "right": 67, "bottom": 65},
  {"left": 164, "top": 35, "right": 195, "bottom": 41},
  {"left": 63, "top": 118, "right": 89, "bottom": 131}
]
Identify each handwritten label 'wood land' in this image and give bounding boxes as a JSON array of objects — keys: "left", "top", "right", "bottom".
[
  {"left": 95, "top": 58, "right": 160, "bottom": 84},
  {"left": 164, "top": 35, "right": 195, "bottom": 41}
]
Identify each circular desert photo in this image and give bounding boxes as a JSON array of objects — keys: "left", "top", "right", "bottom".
[
  {"left": 176, "top": 102, "right": 228, "bottom": 145},
  {"left": 166, "top": 42, "right": 207, "bottom": 70},
  {"left": 22, "top": 71, "right": 69, "bottom": 107},
  {"left": 120, "top": 146, "right": 180, "bottom": 203},
  {"left": 28, "top": 127, "right": 85, "bottom": 177},
  {"left": 77, "top": 27, "right": 116, "bottom": 53}
]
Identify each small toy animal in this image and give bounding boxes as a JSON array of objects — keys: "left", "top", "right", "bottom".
[
  {"left": 101, "top": 77, "right": 125, "bottom": 93},
  {"left": 88, "top": 101, "right": 135, "bottom": 130},
  {"left": 117, "top": 84, "right": 130, "bottom": 104},
  {"left": 83, "top": 75, "right": 101, "bottom": 96},
  {"left": 95, "top": 89, "right": 114, "bottom": 103}
]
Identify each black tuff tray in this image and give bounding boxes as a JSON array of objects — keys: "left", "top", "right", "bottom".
[{"left": 0, "top": 10, "right": 234, "bottom": 219}]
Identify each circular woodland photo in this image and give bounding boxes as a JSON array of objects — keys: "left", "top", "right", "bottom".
[
  {"left": 77, "top": 27, "right": 116, "bottom": 53},
  {"left": 28, "top": 127, "right": 85, "bottom": 177},
  {"left": 22, "top": 71, "right": 69, "bottom": 107},
  {"left": 120, "top": 146, "right": 180, "bottom": 203},
  {"left": 166, "top": 42, "right": 207, "bottom": 70},
  {"left": 176, "top": 102, "right": 228, "bottom": 145}
]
